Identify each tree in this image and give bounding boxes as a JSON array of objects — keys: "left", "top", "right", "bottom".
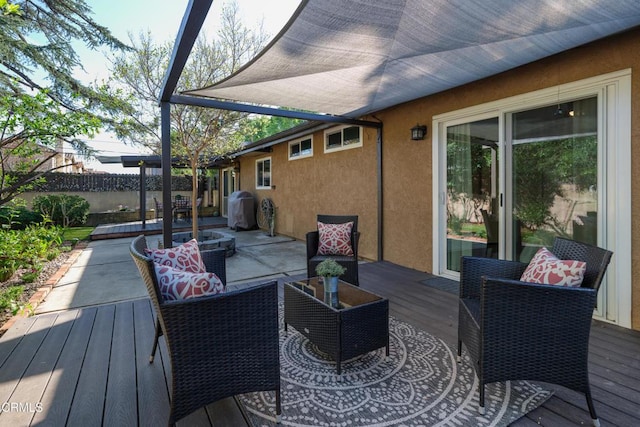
[
  {"left": 513, "top": 136, "right": 597, "bottom": 235},
  {"left": 0, "top": 91, "right": 100, "bottom": 206},
  {"left": 0, "top": 0, "right": 128, "bottom": 113},
  {"left": 109, "top": 1, "right": 271, "bottom": 236},
  {"left": 0, "top": 0, "right": 135, "bottom": 206},
  {"left": 240, "top": 115, "right": 303, "bottom": 142}
]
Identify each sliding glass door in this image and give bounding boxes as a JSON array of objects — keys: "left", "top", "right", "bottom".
[
  {"left": 444, "top": 96, "right": 598, "bottom": 271},
  {"left": 221, "top": 167, "right": 238, "bottom": 218},
  {"left": 445, "top": 118, "right": 499, "bottom": 271},
  {"left": 436, "top": 72, "right": 633, "bottom": 327},
  {"left": 510, "top": 97, "right": 598, "bottom": 262}
]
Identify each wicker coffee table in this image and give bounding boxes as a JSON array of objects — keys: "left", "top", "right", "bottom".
[{"left": 284, "top": 277, "right": 389, "bottom": 374}]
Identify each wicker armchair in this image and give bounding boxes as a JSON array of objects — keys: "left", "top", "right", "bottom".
[
  {"left": 306, "top": 214, "right": 360, "bottom": 286},
  {"left": 172, "top": 195, "right": 191, "bottom": 222},
  {"left": 130, "top": 235, "right": 281, "bottom": 425},
  {"left": 480, "top": 209, "right": 497, "bottom": 258},
  {"left": 457, "top": 237, "right": 612, "bottom": 427},
  {"left": 154, "top": 197, "right": 163, "bottom": 219}
]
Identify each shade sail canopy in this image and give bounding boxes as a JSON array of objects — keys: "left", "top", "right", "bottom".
[{"left": 185, "top": 0, "right": 640, "bottom": 117}]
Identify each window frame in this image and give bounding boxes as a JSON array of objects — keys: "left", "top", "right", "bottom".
[
  {"left": 255, "top": 156, "right": 272, "bottom": 190},
  {"left": 288, "top": 136, "right": 314, "bottom": 160},
  {"left": 323, "top": 125, "right": 363, "bottom": 153}
]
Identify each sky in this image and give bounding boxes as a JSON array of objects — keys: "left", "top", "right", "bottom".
[{"left": 74, "top": 0, "right": 301, "bottom": 173}]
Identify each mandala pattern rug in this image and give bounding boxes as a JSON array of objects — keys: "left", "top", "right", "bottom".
[{"left": 238, "top": 311, "right": 552, "bottom": 427}]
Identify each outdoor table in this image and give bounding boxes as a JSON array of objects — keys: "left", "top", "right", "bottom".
[{"left": 284, "top": 277, "right": 389, "bottom": 374}]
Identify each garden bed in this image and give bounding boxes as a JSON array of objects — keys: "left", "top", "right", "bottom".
[{"left": 0, "top": 249, "right": 73, "bottom": 335}]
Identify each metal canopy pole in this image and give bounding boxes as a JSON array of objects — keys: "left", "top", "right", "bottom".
[
  {"left": 140, "top": 161, "right": 146, "bottom": 229},
  {"left": 161, "top": 102, "right": 173, "bottom": 248},
  {"left": 158, "top": 0, "right": 213, "bottom": 248},
  {"left": 170, "top": 94, "right": 382, "bottom": 129}
]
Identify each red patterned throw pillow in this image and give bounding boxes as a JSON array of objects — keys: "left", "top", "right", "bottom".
[
  {"left": 520, "top": 247, "right": 586, "bottom": 287},
  {"left": 317, "top": 221, "right": 354, "bottom": 256},
  {"left": 154, "top": 263, "right": 224, "bottom": 301},
  {"left": 145, "top": 239, "right": 205, "bottom": 273}
]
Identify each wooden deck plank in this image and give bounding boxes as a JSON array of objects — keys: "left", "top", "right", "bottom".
[
  {"left": 0, "top": 315, "right": 57, "bottom": 406},
  {"left": 0, "top": 316, "right": 38, "bottom": 366},
  {"left": 590, "top": 361, "right": 640, "bottom": 394},
  {"left": 205, "top": 398, "right": 251, "bottom": 426},
  {"left": 104, "top": 302, "right": 138, "bottom": 427},
  {"left": 1, "top": 310, "right": 77, "bottom": 426},
  {"left": 548, "top": 383, "right": 640, "bottom": 427},
  {"left": 30, "top": 307, "right": 97, "bottom": 426},
  {"left": 66, "top": 303, "right": 115, "bottom": 426},
  {"left": 521, "top": 404, "right": 582, "bottom": 426},
  {"left": 590, "top": 351, "right": 640, "bottom": 379},
  {"left": 177, "top": 407, "right": 212, "bottom": 426},
  {"left": 133, "top": 298, "right": 170, "bottom": 426},
  {"left": 589, "top": 328, "right": 640, "bottom": 368},
  {"left": 510, "top": 413, "right": 544, "bottom": 426}
]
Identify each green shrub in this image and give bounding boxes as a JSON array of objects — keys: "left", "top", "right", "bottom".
[
  {"left": 0, "top": 226, "right": 63, "bottom": 280},
  {"left": 0, "top": 230, "right": 20, "bottom": 280},
  {"left": 32, "top": 194, "right": 90, "bottom": 227},
  {"left": 0, "top": 286, "right": 24, "bottom": 315},
  {"left": 0, "top": 264, "right": 16, "bottom": 282},
  {"left": 21, "top": 269, "right": 40, "bottom": 284},
  {"left": 0, "top": 205, "right": 43, "bottom": 230},
  {"left": 46, "top": 247, "right": 61, "bottom": 261}
]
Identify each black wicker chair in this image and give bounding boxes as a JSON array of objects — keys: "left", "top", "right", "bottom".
[
  {"left": 172, "top": 195, "right": 191, "bottom": 222},
  {"left": 457, "top": 237, "right": 612, "bottom": 427},
  {"left": 306, "top": 214, "right": 360, "bottom": 286},
  {"left": 480, "top": 209, "right": 498, "bottom": 258},
  {"left": 154, "top": 197, "right": 163, "bottom": 219},
  {"left": 130, "top": 235, "right": 281, "bottom": 425}
]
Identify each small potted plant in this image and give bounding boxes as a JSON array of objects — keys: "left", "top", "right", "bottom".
[{"left": 315, "top": 259, "right": 346, "bottom": 294}]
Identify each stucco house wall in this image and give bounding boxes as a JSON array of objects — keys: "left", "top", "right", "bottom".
[
  {"left": 238, "top": 127, "right": 379, "bottom": 262},
  {"left": 375, "top": 28, "right": 640, "bottom": 328},
  {"left": 235, "top": 28, "right": 640, "bottom": 329}
]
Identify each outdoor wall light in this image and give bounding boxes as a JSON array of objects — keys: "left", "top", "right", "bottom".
[{"left": 411, "top": 124, "right": 427, "bottom": 140}]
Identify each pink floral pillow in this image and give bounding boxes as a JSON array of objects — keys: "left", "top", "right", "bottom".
[
  {"left": 317, "top": 221, "right": 354, "bottom": 256},
  {"left": 145, "top": 239, "right": 205, "bottom": 273},
  {"left": 154, "top": 263, "right": 224, "bottom": 301},
  {"left": 520, "top": 247, "right": 586, "bottom": 287}
]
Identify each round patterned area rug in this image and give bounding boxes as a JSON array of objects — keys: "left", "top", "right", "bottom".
[{"left": 238, "top": 312, "right": 552, "bottom": 427}]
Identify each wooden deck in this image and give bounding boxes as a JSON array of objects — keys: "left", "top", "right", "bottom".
[
  {"left": 0, "top": 262, "right": 639, "bottom": 426},
  {"left": 89, "top": 216, "right": 228, "bottom": 240}
]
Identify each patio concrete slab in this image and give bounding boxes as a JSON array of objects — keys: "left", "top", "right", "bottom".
[
  {"left": 228, "top": 241, "right": 308, "bottom": 284},
  {"left": 35, "top": 229, "right": 308, "bottom": 314},
  {"left": 35, "top": 237, "right": 148, "bottom": 314}
]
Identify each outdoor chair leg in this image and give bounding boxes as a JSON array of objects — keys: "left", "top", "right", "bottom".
[
  {"left": 479, "top": 384, "right": 485, "bottom": 414},
  {"left": 586, "top": 391, "right": 600, "bottom": 427},
  {"left": 150, "top": 317, "right": 161, "bottom": 363},
  {"left": 456, "top": 341, "right": 462, "bottom": 363},
  {"left": 275, "top": 385, "right": 282, "bottom": 423}
]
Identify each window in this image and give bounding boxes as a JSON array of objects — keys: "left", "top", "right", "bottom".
[
  {"left": 289, "top": 136, "right": 313, "bottom": 160},
  {"left": 256, "top": 157, "right": 271, "bottom": 189},
  {"left": 324, "top": 125, "right": 362, "bottom": 152}
]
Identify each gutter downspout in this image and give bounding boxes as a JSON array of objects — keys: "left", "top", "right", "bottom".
[{"left": 377, "top": 126, "right": 383, "bottom": 262}]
